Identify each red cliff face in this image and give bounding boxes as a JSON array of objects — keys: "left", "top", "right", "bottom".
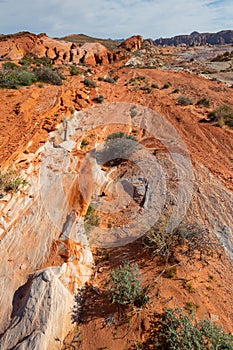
[
  {"left": 119, "top": 35, "right": 143, "bottom": 52},
  {"left": 0, "top": 32, "right": 122, "bottom": 65}
]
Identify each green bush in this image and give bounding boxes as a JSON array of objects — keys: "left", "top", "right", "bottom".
[
  {"left": 107, "top": 132, "right": 136, "bottom": 141},
  {"left": 2, "top": 61, "right": 18, "bottom": 70},
  {"left": 140, "top": 85, "right": 152, "bottom": 93},
  {"left": 162, "top": 82, "right": 172, "bottom": 89},
  {"left": 0, "top": 171, "right": 28, "bottom": 197},
  {"left": 177, "top": 96, "right": 193, "bottom": 106},
  {"left": 19, "top": 54, "right": 51, "bottom": 67},
  {"left": 84, "top": 205, "right": 99, "bottom": 226},
  {"left": 98, "top": 76, "right": 115, "bottom": 83},
  {"left": 34, "top": 67, "right": 63, "bottom": 85},
  {"left": 208, "top": 104, "right": 233, "bottom": 127},
  {"left": 83, "top": 78, "right": 96, "bottom": 88},
  {"left": 141, "top": 308, "right": 233, "bottom": 350},
  {"left": 0, "top": 69, "right": 36, "bottom": 88},
  {"left": 130, "top": 105, "right": 138, "bottom": 118},
  {"left": 196, "top": 98, "right": 210, "bottom": 107},
  {"left": 69, "top": 65, "right": 80, "bottom": 76},
  {"left": 143, "top": 223, "right": 218, "bottom": 260},
  {"left": 108, "top": 261, "right": 148, "bottom": 306},
  {"left": 93, "top": 95, "right": 104, "bottom": 103}
]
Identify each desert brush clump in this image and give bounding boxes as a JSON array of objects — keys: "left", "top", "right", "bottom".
[
  {"left": 137, "top": 307, "right": 233, "bottom": 350},
  {"left": 143, "top": 223, "right": 219, "bottom": 261},
  {"left": 208, "top": 104, "right": 233, "bottom": 127},
  {"left": 177, "top": 96, "right": 193, "bottom": 106},
  {"left": 108, "top": 261, "right": 149, "bottom": 307},
  {"left": 83, "top": 77, "right": 96, "bottom": 88},
  {"left": 0, "top": 170, "right": 28, "bottom": 197},
  {"left": 84, "top": 205, "right": 99, "bottom": 227},
  {"left": 0, "top": 60, "right": 63, "bottom": 88},
  {"left": 196, "top": 97, "right": 210, "bottom": 107}
]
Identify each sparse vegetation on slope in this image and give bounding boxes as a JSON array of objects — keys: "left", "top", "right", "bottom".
[
  {"left": 0, "top": 170, "right": 28, "bottom": 197},
  {"left": 137, "top": 307, "right": 233, "bottom": 349},
  {"left": 208, "top": 104, "right": 233, "bottom": 127}
]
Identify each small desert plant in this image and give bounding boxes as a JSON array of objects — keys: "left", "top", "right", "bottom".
[
  {"left": 83, "top": 77, "right": 96, "bottom": 88},
  {"left": 98, "top": 76, "right": 115, "bottom": 83},
  {"left": 80, "top": 139, "right": 89, "bottom": 149},
  {"left": 84, "top": 205, "right": 99, "bottom": 226},
  {"left": 2, "top": 61, "right": 18, "bottom": 70},
  {"left": 151, "top": 83, "right": 159, "bottom": 89},
  {"left": 144, "top": 223, "right": 219, "bottom": 261},
  {"left": 208, "top": 104, "right": 233, "bottom": 127},
  {"left": 107, "top": 132, "right": 136, "bottom": 141},
  {"left": 34, "top": 67, "right": 63, "bottom": 85},
  {"left": 162, "top": 82, "right": 172, "bottom": 89},
  {"left": 108, "top": 261, "right": 148, "bottom": 306},
  {"left": 0, "top": 170, "right": 28, "bottom": 197},
  {"left": 69, "top": 65, "right": 80, "bottom": 76},
  {"left": 172, "top": 88, "right": 179, "bottom": 93},
  {"left": 0, "top": 69, "right": 36, "bottom": 88},
  {"left": 177, "top": 96, "right": 193, "bottom": 105},
  {"left": 196, "top": 98, "right": 210, "bottom": 107},
  {"left": 93, "top": 95, "right": 104, "bottom": 103},
  {"left": 142, "top": 308, "right": 233, "bottom": 350},
  {"left": 130, "top": 105, "right": 138, "bottom": 118},
  {"left": 140, "top": 86, "right": 152, "bottom": 93}
]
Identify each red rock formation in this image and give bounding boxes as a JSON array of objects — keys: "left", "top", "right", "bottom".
[
  {"left": 0, "top": 32, "right": 121, "bottom": 65},
  {"left": 119, "top": 35, "right": 143, "bottom": 52}
]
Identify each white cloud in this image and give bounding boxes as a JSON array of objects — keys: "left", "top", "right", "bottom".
[{"left": 0, "top": 0, "right": 232, "bottom": 39}]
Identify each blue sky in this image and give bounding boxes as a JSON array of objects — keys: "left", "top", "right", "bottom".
[{"left": 0, "top": 0, "right": 232, "bottom": 39}]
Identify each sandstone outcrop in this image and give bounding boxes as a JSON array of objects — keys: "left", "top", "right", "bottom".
[
  {"left": 119, "top": 35, "right": 143, "bottom": 52},
  {"left": 0, "top": 121, "right": 94, "bottom": 348},
  {"left": 0, "top": 32, "right": 120, "bottom": 65}
]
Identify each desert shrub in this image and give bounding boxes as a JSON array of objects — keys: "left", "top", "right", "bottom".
[
  {"left": 151, "top": 83, "right": 159, "bottom": 89},
  {"left": 140, "top": 308, "right": 233, "bottom": 350},
  {"left": 196, "top": 98, "right": 210, "bottom": 107},
  {"left": 0, "top": 171, "right": 28, "bottom": 197},
  {"left": 93, "top": 95, "right": 104, "bottom": 103},
  {"left": 2, "top": 61, "right": 18, "bottom": 70},
  {"left": 172, "top": 88, "right": 179, "bottom": 93},
  {"left": 162, "top": 82, "right": 172, "bottom": 89},
  {"left": 0, "top": 69, "right": 36, "bottom": 88},
  {"left": 130, "top": 105, "right": 138, "bottom": 118},
  {"left": 69, "top": 65, "right": 80, "bottom": 76},
  {"left": 98, "top": 76, "right": 115, "bottom": 83},
  {"left": 143, "top": 223, "right": 218, "bottom": 260},
  {"left": 34, "top": 67, "right": 63, "bottom": 85},
  {"left": 84, "top": 205, "right": 99, "bottom": 226},
  {"left": 94, "top": 132, "right": 138, "bottom": 167},
  {"left": 104, "top": 77, "right": 115, "bottom": 84},
  {"left": 177, "top": 96, "right": 193, "bottom": 106},
  {"left": 83, "top": 77, "right": 96, "bottom": 88},
  {"left": 108, "top": 261, "right": 148, "bottom": 306},
  {"left": 208, "top": 104, "right": 233, "bottom": 127},
  {"left": 140, "top": 86, "right": 152, "bottom": 93},
  {"left": 107, "top": 132, "right": 136, "bottom": 141},
  {"left": 80, "top": 139, "right": 89, "bottom": 149}
]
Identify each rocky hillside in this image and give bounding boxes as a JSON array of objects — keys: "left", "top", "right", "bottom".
[
  {"left": 0, "top": 32, "right": 232, "bottom": 349},
  {"left": 153, "top": 30, "right": 233, "bottom": 46},
  {"left": 0, "top": 32, "right": 124, "bottom": 65}
]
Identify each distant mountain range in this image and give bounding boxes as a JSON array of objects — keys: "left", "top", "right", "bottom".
[{"left": 153, "top": 30, "right": 233, "bottom": 46}]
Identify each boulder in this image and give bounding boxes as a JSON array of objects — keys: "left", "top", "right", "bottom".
[{"left": 119, "top": 35, "right": 143, "bottom": 52}]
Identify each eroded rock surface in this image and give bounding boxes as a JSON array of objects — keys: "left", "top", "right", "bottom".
[
  {"left": 119, "top": 35, "right": 143, "bottom": 52},
  {"left": 0, "top": 32, "right": 119, "bottom": 65}
]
